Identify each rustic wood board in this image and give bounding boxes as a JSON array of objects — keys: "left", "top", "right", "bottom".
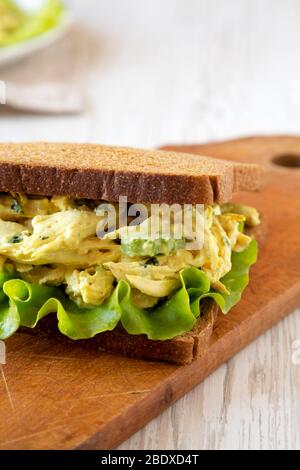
[{"left": 0, "top": 136, "right": 300, "bottom": 450}]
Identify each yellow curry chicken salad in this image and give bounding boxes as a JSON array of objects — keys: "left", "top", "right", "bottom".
[{"left": 0, "top": 193, "right": 260, "bottom": 310}]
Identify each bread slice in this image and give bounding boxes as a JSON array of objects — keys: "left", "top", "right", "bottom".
[
  {"left": 0, "top": 142, "right": 262, "bottom": 204},
  {"left": 19, "top": 300, "right": 218, "bottom": 365}
]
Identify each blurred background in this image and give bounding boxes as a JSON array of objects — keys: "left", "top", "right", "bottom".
[{"left": 1, "top": 0, "right": 300, "bottom": 147}]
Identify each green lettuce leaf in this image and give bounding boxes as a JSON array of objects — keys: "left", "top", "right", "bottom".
[
  {"left": 216, "top": 239, "right": 258, "bottom": 313},
  {"left": 0, "top": 270, "right": 20, "bottom": 338},
  {"left": 0, "top": 240, "right": 258, "bottom": 342},
  {"left": 1, "top": 279, "right": 124, "bottom": 340},
  {"left": 119, "top": 269, "right": 214, "bottom": 340},
  {"left": 0, "top": 0, "right": 64, "bottom": 47}
]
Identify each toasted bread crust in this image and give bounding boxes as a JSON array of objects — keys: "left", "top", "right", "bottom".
[
  {"left": 18, "top": 301, "right": 219, "bottom": 365},
  {"left": 0, "top": 143, "right": 262, "bottom": 204}
]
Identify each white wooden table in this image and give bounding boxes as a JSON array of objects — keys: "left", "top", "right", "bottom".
[{"left": 1, "top": 0, "right": 300, "bottom": 450}]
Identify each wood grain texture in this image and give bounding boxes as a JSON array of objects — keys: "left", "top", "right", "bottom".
[
  {"left": 0, "top": 136, "right": 300, "bottom": 450},
  {"left": 1, "top": 0, "right": 300, "bottom": 450}
]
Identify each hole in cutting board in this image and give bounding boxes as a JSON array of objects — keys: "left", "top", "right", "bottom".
[{"left": 272, "top": 154, "right": 300, "bottom": 168}]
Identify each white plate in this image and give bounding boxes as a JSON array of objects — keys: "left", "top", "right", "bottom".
[{"left": 0, "top": 11, "right": 73, "bottom": 68}]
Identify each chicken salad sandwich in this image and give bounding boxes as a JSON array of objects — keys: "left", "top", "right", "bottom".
[{"left": 0, "top": 143, "right": 262, "bottom": 364}]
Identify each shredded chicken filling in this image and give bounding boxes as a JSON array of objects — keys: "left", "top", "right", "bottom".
[{"left": 0, "top": 193, "right": 260, "bottom": 309}]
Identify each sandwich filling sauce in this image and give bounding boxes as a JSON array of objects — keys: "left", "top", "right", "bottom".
[{"left": 0, "top": 193, "right": 260, "bottom": 341}]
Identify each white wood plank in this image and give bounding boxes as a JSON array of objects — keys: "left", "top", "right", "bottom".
[{"left": 1, "top": 0, "right": 300, "bottom": 450}]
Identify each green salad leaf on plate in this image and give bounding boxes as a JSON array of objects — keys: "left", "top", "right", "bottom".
[{"left": 0, "top": 0, "right": 64, "bottom": 47}]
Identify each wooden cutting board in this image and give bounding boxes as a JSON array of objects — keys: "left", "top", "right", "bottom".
[{"left": 0, "top": 136, "right": 300, "bottom": 450}]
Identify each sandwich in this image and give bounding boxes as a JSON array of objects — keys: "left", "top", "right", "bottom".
[{"left": 0, "top": 142, "right": 262, "bottom": 364}]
